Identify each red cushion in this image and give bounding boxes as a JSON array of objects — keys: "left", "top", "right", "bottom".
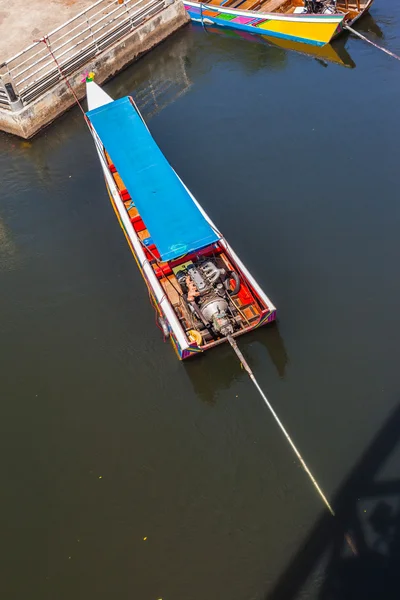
[
  {"left": 145, "top": 244, "right": 160, "bottom": 260},
  {"left": 154, "top": 264, "right": 172, "bottom": 277},
  {"left": 120, "top": 189, "right": 130, "bottom": 201},
  {"left": 131, "top": 218, "right": 146, "bottom": 232}
]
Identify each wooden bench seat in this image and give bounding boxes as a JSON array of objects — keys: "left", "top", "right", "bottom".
[
  {"left": 208, "top": 0, "right": 233, "bottom": 6},
  {"left": 233, "top": 0, "right": 262, "bottom": 10},
  {"left": 258, "top": 0, "right": 286, "bottom": 11},
  {"left": 233, "top": 0, "right": 284, "bottom": 10}
]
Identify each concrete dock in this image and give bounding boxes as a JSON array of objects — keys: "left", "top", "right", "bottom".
[
  {"left": 0, "top": 0, "right": 98, "bottom": 60},
  {"left": 0, "top": 0, "right": 189, "bottom": 138}
]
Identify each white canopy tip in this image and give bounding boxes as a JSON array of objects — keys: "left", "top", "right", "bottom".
[{"left": 86, "top": 80, "right": 114, "bottom": 112}]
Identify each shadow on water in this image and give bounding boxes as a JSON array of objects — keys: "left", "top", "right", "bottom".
[
  {"left": 357, "top": 12, "right": 385, "bottom": 39},
  {"left": 265, "top": 403, "right": 400, "bottom": 600},
  {"left": 184, "top": 322, "right": 288, "bottom": 404},
  {"left": 183, "top": 23, "right": 289, "bottom": 73},
  {"left": 105, "top": 34, "right": 194, "bottom": 120},
  {"left": 194, "top": 10, "right": 384, "bottom": 70},
  {"left": 246, "top": 322, "right": 289, "bottom": 379}
]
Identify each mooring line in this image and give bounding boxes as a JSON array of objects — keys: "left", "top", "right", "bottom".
[
  {"left": 228, "top": 336, "right": 335, "bottom": 515},
  {"left": 199, "top": 2, "right": 205, "bottom": 29},
  {"left": 37, "top": 35, "right": 89, "bottom": 118},
  {"left": 228, "top": 336, "right": 361, "bottom": 555},
  {"left": 344, "top": 24, "right": 400, "bottom": 62}
]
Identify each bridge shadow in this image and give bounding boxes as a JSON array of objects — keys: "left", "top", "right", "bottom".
[{"left": 266, "top": 402, "right": 400, "bottom": 600}]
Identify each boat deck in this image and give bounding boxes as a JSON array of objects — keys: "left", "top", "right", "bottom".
[
  {"left": 104, "top": 150, "right": 271, "bottom": 350},
  {"left": 204, "top": 0, "right": 369, "bottom": 15}
]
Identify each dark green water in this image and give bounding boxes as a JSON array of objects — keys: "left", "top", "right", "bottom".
[{"left": 1, "top": 6, "right": 400, "bottom": 599}]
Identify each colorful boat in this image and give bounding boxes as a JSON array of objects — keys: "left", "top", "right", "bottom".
[
  {"left": 85, "top": 79, "right": 277, "bottom": 360},
  {"left": 184, "top": 0, "right": 375, "bottom": 47}
]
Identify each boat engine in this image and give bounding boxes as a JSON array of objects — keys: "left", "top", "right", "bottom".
[
  {"left": 176, "top": 260, "right": 241, "bottom": 339},
  {"left": 303, "top": 0, "right": 336, "bottom": 13}
]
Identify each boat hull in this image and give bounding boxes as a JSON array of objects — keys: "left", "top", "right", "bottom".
[
  {"left": 85, "top": 82, "right": 277, "bottom": 360},
  {"left": 184, "top": 2, "right": 344, "bottom": 46},
  {"left": 105, "top": 178, "right": 277, "bottom": 360},
  {"left": 333, "top": 0, "right": 376, "bottom": 39}
]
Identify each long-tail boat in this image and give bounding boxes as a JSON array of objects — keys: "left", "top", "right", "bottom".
[
  {"left": 85, "top": 78, "right": 276, "bottom": 360},
  {"left": 184, "top": 0, "right": 375, "bottom": 47}
]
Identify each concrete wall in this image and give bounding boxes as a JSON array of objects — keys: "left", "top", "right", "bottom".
[{"left": 0, "top": 0, "right": 189, "bottom": 139}]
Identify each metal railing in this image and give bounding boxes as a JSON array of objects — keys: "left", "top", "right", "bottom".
[{"left": 0, "top": 0, "right": 168, "bottom": 111}]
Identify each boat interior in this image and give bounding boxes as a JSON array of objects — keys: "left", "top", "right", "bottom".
[
  {"left": 201, "top": 0, "right": 369, "bottom": 19},
  {"left": 104, "top": 151, "right": 272, "bottom": 348}
]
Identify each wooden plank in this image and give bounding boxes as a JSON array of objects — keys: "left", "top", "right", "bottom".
[
  {"left": 208, "top": 0, "right": 230, "bottom": 5},
  {"left": 234, "top": 0, "right": 262, "bottom": 9},
  {"left": 338, "top": 1, "right": 361, "bottom": 9},
  {"left": 258, "top": 0, "right": 286, "bottom": 12},
  {"left": 243, "top": 304, "right": 261, "bottom": 321},
  {"left": 160, "top": 275, "right": 181, "bottom": 307},
  {"left": 219, "top": 252, "right": 234, "bottom": 272},
  {"left": 220, "top": 0, "right": 240, "bottom": 6}
]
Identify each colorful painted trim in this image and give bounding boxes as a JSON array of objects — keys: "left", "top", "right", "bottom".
[
  {"left": 170, "top": 332, "right": 184, "bottom": 359},
  {"left": 257, "top": 309, "right": 277, "bottom": 327},
  {"left": 184, "top": 3, "right": 343, "bottom": 46}
]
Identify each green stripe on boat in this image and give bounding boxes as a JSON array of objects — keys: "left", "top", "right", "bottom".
[{"left": 217, "top": 13, "right": 237, "bottom": 20}]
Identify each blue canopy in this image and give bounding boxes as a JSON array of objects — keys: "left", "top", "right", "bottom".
[{"left": 87, "top": 97, "right": 219, "bottom": 261}]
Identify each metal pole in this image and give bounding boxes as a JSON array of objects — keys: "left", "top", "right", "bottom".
[
  {"left": 345, "top": 24, "right": 400, "bottom": 61},
  {"left": 1, "top": 76, "right": 23, "bottom": 110}
]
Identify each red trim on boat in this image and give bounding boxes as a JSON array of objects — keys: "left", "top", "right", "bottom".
[
  {"left": 131, "top": 217, "right": 146, "bottom": 232},
  {"left": 120, "top": 189, "right": 130, "bottom": 201}
]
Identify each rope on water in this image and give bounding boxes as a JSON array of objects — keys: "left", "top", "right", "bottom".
[
  {"left": 200, "top": 2, "right": 205, "bottom": 29},
  {"left": 344, "top": 24, "right": 400, "bottom": 62},
  {"left": 227, "top": 335, "right": 335, "bottom": 516}
]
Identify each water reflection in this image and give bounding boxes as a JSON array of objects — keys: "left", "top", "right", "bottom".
[
  {"left": 185, "top": 323, "right": 288, "bottom": 404},
  {"left": 0, "top": 109, "right": 84, "bottom": 187},
  {"left": 185, "top": 23, "right": 289, "bottom": 73},
  {"left": 0, "top": 218, "right": 18, "bottom": 272},
  {"left": 198, "top": 24, "right": 356, "bottom": 68},
  {"left": 106, "top": 35, "right": 193, "bottom": 120},
  {"left": 0, "top": 36, "right": 195, "bottom": 180},
  {"left": 357, "top": 13, "right": 385, "bottom": 39}
]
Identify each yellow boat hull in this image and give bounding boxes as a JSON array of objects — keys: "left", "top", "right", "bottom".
[{"left": 257, "top": 15, "right": 342, "bottom": 45}]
